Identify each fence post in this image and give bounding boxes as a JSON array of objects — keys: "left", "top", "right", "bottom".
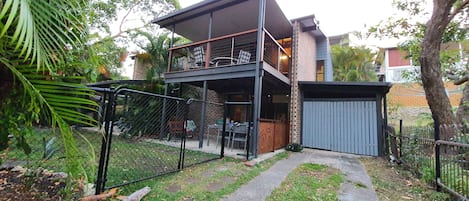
[
  {"left": 220, "top": 103, "right": 228, "bottom": 158},
  {"left": 433, "top": 116, "right": 441, "bottom": 192},
  {"left": 399, "top": 119, "right": 403, "bottom": 159},
  {"left": 95, "top": 90, "right": 115, "bottom": 194}
]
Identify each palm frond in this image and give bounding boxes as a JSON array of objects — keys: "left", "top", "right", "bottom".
[
  {"left": 0, "top": 0, "right": 86, "bottom": 71},
  {"left": 1, "top": 57, "right": 98, "bottom": 175}
]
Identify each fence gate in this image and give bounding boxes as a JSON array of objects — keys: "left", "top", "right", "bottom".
[{"left": 95, "top": 88, "right": 222, "bottom": 193}]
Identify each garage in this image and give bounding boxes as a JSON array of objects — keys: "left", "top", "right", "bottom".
[{"left": 300, "top": 82, "right": 392, "bottom": 156}]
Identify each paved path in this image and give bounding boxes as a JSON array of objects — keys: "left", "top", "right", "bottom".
[{"left": 221, "top": 149, "right": 378, "bottom": 201}]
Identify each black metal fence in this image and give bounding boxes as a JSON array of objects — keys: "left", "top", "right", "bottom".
[
  {"left": 95, "top": 88, "right": 224, "bottom": 193},
  {"left": 388, "top": 118, "right": 469, "bottom": 199}
]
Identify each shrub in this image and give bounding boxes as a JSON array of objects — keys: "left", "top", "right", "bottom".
[{"left": 286, "top": 143, "right": 303, "bottom": 152}]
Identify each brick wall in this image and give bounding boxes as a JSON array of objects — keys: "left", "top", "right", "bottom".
[
  {"left": 289, "top": 21, "right": 301, "bottom": 144},
  {"left": 388, "top": 82, "right": 462, "bottom": 107},
  {"left": 185, "top": 86, "right": 225, "bottom": 135}
]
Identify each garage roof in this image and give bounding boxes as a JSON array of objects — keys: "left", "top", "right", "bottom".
[{"left": 299, "top": 82, "right": 392, "bottom": 98}]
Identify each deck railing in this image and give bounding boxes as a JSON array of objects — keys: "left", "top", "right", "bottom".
[
  {"left": 263, "top": 28, "right": 290, "bottom": 76},
  {"left": 167, "top": 29, "right": 290, "bottom": 77}
]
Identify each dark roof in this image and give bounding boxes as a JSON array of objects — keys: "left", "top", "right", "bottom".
[
  {"left": 152, "top": 0, "right": 292, "bottom": 41},
  {"left": 299, "top": 81, "right": 392, "bottom": 98},
  {"left": 291, "top": 14, "right": 326, "bottom": 40},
  {"left": 152, "top": 0, "right": 225, "bottom": 26}
]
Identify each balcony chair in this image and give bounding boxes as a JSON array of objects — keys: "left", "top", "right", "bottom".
[
  {"left": 212, "top": 50, "right": 252, "bottom": 67},
  {"left": 193, "top": 46, "right": 206, "bottom": 68},
  {"left": 230, "top": 122, "right": 250, "bottom": 151},
  {"left": 236, "top": 50, "right": 251, "bottom": 64}
]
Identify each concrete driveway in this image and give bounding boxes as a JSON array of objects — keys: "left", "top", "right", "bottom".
[{"left": 221, "top": 149, "right": 378, "bottom": 201}]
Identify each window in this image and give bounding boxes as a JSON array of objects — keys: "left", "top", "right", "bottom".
[{"left": 316, "top": 60, "right": 325, "bottom": 81}]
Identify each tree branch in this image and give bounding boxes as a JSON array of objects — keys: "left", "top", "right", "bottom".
[
  {"left": 119, "top": 2, "right": 140, "bottom": 33},
  {"left": 454, "top": 74, "right": 469, "bottom": 85},
  {"left": 91, "top": 23, "right": 151, "bottom": 46},
  {"left": 449, "top": 0, "right": 469, "bottom": 21}
]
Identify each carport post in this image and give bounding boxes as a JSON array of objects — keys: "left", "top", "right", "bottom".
[
  {"left": 198, "top": 81, "right": 208, "bottom": 148},
  {"left": 251, "top": 0, "right": 267, "bottom": 158}
]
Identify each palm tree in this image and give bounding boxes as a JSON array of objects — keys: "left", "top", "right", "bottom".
[
  {"left": 133, "top": 31, "right": 187, "bottom": 80},
  {"left": 0, "top": 0, "right": 97, "bottom": 178},
  {"left": 332, "top": 45, "right": 377, "bottom": 82}
]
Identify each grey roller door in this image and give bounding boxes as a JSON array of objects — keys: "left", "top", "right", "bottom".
[{"left": 302, "top": 100, "right": 378, "bottom": 156}]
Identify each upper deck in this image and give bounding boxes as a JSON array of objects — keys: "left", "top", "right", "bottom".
[{"left": 153, "top": 0, "right": 292, "bottom": 93}]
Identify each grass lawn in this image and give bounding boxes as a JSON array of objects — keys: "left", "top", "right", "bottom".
[
  {"left": 361, "top": 157, "right": 451, "bottom": 201},
  {"left": 115, "top": 151, "right": 289, "bottom": 201},
  {"left": 265, "top": 163, "right": 344, "bottom": 201},
  {"left": 4, "top": 127, "right": 291, "bottom": 200},
  {"left": 3, "top": 128, "right": 219, "bottom": 188}
]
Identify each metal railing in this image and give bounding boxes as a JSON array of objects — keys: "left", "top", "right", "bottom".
[
  {"left": 95, "top": 88, "right": 224, "bottom": 193},
  {"left": 387, "top": 118, "right": 469, "bottom": 199},
  {"left": 167, "top": 29, "right": 290, "bottom": 77}
]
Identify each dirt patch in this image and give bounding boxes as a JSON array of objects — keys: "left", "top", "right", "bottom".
[
  {"left": 184, "top": 177, "right": 200, "bottom": 184},
  {"left": 206, "top": 176, "right": 236, "bottom": 192},
  {"left": 214, "top": 163, "right": 236, "bottom": 172},
  {"left": 0, "top": 167, "right": 67, "bottom": 201},
  {"left": 201, "top": 170, "right": 215, "bottom": 178},
  {"left": 361, "top": 157, "right": 450, "bottom": 201},
  {"left": 165, "top": 184, "right": 181, "bottom": 193}
]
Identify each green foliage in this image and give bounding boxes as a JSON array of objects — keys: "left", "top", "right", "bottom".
[
  {"left": 286, "top": 143, "right": 303, "bottom": 152},
  {"left": 132, "top": 31, "right": 187, "bottom": 81},
  {"left": 0, "top": 90, "right": 35, "bottom": 155},
  {"left": 421, "top": 165, "right": 435, "bottom": 184},
  {"left": 331, "top": 45, "right": 377, "bottom": 82},
  {"left": 86, "top": 0, "right": 181, "bottom": 80},
  {"left": 0, "top": 0, "right": 98, "bottom": 187},
  {"left": 441, "top": 162, "right": 469, "bottom": 194}
]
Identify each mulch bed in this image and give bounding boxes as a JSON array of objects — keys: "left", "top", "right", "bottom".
[{"left": 0, "top": 167, "right": 67, "bottom": 201}]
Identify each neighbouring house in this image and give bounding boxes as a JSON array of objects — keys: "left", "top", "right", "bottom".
[
  {"left": 328, "top": 32, "right": 368, "bottom": 47},
  {"left": 380, "top": 47, "right": 464, "bottom": 124},
  {"left": 152, "top": 0, "right": 391, "bottom": 157},
  {"left": 130, "top": 52, "right": 153, "bottom": 80},
  {"left": 380, "top": 47, "right": 418, "bottom": 83}
]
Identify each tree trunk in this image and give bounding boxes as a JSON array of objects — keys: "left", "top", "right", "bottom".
[
  {"left": 456, "top": 82, "right": 469, "bottom": 125},
  {"left": 420, "top": 0, "right": 457, "bottom": 131}
]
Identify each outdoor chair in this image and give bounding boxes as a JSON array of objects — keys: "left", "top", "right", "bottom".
[
  {"left": 216, "top": 122, "right": 233, "bottom": 149},
  {"left": 167, "top": 120, "right": 197, "bottom": 140},
  {"left": 167, "top": 120, "right": 184, "bottom": 140},
  {"left": 230, "top": 123, "right": 249, "bottom": 151},
  {"left": 236, "top": 50, "right": 251, "bottom": 64},
  {"left": 185, "top": 119, "right": 197, "bottom": 138},
  {"left": 193, "top": 46, "right": 206, "bottom": 68}
]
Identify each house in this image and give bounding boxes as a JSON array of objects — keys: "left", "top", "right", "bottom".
[
  {"left": 153, "top": 0, "right": 391, "bottom": 157},
  {"left": 380, "top": 47, "right": 418, "bottom": 83},
  {"left": 130, "top": 52, "right": 153, "bottom": 80}
]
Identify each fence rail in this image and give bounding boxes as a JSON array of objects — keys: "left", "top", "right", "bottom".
[
  {"left": 388, "top": 118, "right": 469, "bottom": 200},
  {"left": 95, "top": 88, "right": 224, "bottom": 194}
]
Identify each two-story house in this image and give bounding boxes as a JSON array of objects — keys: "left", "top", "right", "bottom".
[{"left": 153, "top": 0, "right": 390, "bottom": 157}]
